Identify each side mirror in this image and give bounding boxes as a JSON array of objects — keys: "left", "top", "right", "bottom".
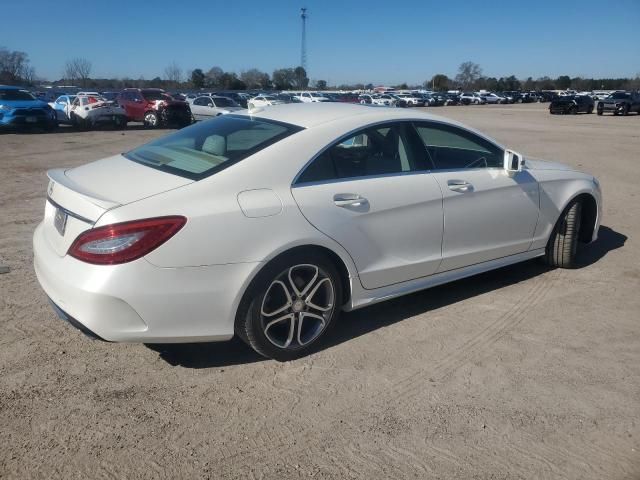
[
  {"left": 504, "top": 149, "right": 525, "bottom": 174},
  {"left": 207, "top": 103, "right": 213, "bottom": 107}
]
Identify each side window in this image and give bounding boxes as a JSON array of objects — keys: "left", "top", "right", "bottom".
[
  {"left": 413, "top": 123, "right": 503, "bottom": 170},
  {"left": 297, "top": 123, "right": 416, "bottom": 184},
  {"left": 194, "top": 97, "right": 208, "bottom": 106}
]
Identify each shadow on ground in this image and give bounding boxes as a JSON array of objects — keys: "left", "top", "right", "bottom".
[{"left": 146, "top": 225, "right": 626, "bottom": 368}]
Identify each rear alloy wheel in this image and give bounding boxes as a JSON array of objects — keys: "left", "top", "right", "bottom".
[
  {"left": 597, "top": 105, "right": 603, "bottom": 115},
  {"left": 143, "top": 111, "right": 159, "bottom": 128},
  {"left": 570, "top": 105, "right": 578, "bottom": 115},
  {"left": 621, "top": 104, "right": 629, "bottom": 116},
  {"left": 544, "top": 200, "right": 582, "bottom": 268},
  {"left": 237, "top": 254, "right": 342, "bottom": 361}
]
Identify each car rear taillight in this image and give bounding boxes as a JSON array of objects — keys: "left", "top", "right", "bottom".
[{"left": 68, "top": 216, "right": 186, "bottom": 265}]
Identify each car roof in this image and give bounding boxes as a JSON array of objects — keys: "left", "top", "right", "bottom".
[{"left": 242, "top": 102, "right": 467, "bottom": 129}]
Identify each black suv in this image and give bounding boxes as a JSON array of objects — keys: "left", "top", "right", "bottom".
[
  {"left": 597, "top": 91, "right": 640, "bottom": 116},
  {"left": 549, "top": 95, "right": 594, "bottom": 114}
]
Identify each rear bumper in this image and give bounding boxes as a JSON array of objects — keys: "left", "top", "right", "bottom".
[{"left": 33, "top": 222, "right": 260, "bottom": 343}]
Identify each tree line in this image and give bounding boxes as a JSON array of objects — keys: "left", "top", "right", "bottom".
[{"left": 1, "top": 48, "right": 638, "bottom": 92}]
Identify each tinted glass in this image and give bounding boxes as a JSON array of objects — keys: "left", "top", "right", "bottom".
[
  {"left": 297, "top": 124, "right": 415, "bottom": 184},
  {"left": 194, "top": 97, "right": 210, "bottom": 106},
  {"left": 142, "top": 90, "right": 170, "bottom": 101},
  {"left": 213, "top": 97, "right": 239, "bottom": 107},
  {"left": 0, "top": 89, "right": 36, "bottom": 101},
  {"left": 611, "top": 92, "right": 630, "bottom": 99},
  {"left": 125, "top": 115, "right": 302, "bottom": 180},
  {"left": 413, "top": 123, "right": 503, "bottom": 170}
]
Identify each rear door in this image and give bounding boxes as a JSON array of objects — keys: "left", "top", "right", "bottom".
[
  {"left": 411, "top": 121, "right": 540, "bottom": 272},
  {"left": 292, "top": 122, "right": 444, "bottom": 290}
]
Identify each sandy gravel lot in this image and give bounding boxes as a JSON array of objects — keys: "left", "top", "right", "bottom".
[{"left": 1, "top": 103, "right": 639, "bottom": 479}]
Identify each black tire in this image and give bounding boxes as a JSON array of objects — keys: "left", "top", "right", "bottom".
[
  {"left": 621, "top": 104, "right": 629, "bottom": 116},
  {"left": 114, "top": 116, "right": 127, "bottom": 129},
  {"left": 587, "top": 106, "right": 593, "bottom": 114},
  {"left": 544, "top": 200, "right": 582, "bottom": 268},
  {"left": 236, "top": 251, "right": 343, "bottom": 361},
  {"left": 597, "top": 105, "right": 603, "bottom": 115},
  {"left": 570, "top": 105, "right": 578, "bottom": 115}
]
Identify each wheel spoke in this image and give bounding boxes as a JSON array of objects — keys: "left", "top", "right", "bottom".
[
  {"left": 288, "top": 264, "right": 318, "bottom": 297},
  {"left": 264, "top": 313, "right": 295, "bottom": 348},
  {"left": 297, "top": 312, "right": 326, "bottom": 346},
  {"left": 261, "top": 280, "right": 292, "bottom": 317},
  {"left": 305, "top": 277, "right": 334, "bottom": 312}
]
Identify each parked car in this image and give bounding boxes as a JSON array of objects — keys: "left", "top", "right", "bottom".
[
  {"left": 190, "top": 95, "right": 243, "bottom": 121},
  {"left": 428, "top": 93, "right": 447, "bottom": 106},
  {"left": 0, "top": 86, "right": 57, "bottom": 131},
  {"left": 479, "top": 93, "right": 506, "bottom": 104},
  {"left": 443, "top": 93, "right": 461, "bottom": 105},
  {"left": 296, "top": 91, "right": 330, "bottom": 103},
  {"left": 395, "top": 93, "right": 424, "bottom": 106},
  {"left": 248, "top": 95, "right": 286, "bottom": 109},
  {"left": 117, "top": 88, "right": 192, "bottom": 128},
  {"left": 50, "top": 93, "right": 128, "bottom": 128},
  {"left": 459, "top": 92, "right": 486, "bottom": 105},
  {"left": 387, "top": 93, "right": 409, "bottom": 107},
  {"left": 274, "top": 93, "right": 303, "bottom": 104},
  {"left": 597, "top": 91, "right": 640, "bottom": 116},
  {"left": 549, "top": 95, "right": 594, "bottom": 114},
  {"left": 218, "top": 92, "right": 252, "bottom": 108},
  {"left": 100, "top": 91, "right": 121, "bottom": 103},
  {"left": 34, "top": 103, "right": 601, "bottom": 360},
  {"left": 358, "top": 94, "right": 387, "bottom": 106}
]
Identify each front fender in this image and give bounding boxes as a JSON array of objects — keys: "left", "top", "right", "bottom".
[{"left": 529, "top": 170, "right": 601, "bottom": 249}]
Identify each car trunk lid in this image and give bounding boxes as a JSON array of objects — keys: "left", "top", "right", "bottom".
[{"left": 43, "top": 154, "right": 193, "bottom": 256}]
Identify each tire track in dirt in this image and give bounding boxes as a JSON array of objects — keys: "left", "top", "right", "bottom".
[{"left": 210, "top": 269, "right": 566, "bottom": 473}]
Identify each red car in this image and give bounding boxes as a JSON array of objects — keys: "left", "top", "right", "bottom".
[{"left": 117, "top": 88, "right": 192, "bottom": 128}]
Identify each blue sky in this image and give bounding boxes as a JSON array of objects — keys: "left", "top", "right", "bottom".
[{"left": 4, "top": 0, "right": 639, "bottom": 85}]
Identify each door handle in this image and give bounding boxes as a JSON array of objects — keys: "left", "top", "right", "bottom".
[
  {"left": 333, "top": 193, "right": 368, "bottom": 207},
  {"left": 447, "top": 179, "right": 473, "bottom": 192}
]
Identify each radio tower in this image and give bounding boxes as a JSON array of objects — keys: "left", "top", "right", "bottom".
[{"left": 300, "top": 7, "right": 308, "bottom": 71}]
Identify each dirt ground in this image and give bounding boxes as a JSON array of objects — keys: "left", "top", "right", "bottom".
[{"left": 1, "top": 103, "right": 639, "bottom": 479}]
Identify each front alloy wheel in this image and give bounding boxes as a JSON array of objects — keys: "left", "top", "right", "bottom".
[
  {"left": 144, "top": 111, "right": 159, "bottom": 128},
  {"left": 237, "top": 254, "right": 342, "bottom": 361}
]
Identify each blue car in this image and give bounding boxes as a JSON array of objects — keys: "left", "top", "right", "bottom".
[{"left": 0, "top": 85, "right": 57, "bottom": 131}]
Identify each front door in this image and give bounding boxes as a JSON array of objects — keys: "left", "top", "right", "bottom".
[
  {"left": 411, "top": 121, "right": 540, "bottom": 272},
  {"left": 292, "top": 122, "right": 444, "bottom": 290}
]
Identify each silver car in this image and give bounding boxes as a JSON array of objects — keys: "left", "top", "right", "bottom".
[{"left": 191, "top": 96, "right": 243, "bottom": 121}]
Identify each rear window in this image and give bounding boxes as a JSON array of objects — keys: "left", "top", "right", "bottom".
[
  {"left": 0, "top": 89, "right": 36, "bottom": 101},
  {"left": 124, "top": 115, "right": 303, "bottom": 180}
]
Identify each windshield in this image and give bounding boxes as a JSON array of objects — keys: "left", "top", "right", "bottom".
[
  {"left": 213, "top": 97, "right": 239, "bottom": 107},
  {"left": 0, "top": 89, "right": 36, "bottom": 101},
  {"left": 125, "top": 115, "right": 302, "bottom": 180},
  {"left": 142, "top": 90, "right": 171, "bottom": 101},
  {"left": 610, "top": 92, "right": 630, "bottom": 99}
]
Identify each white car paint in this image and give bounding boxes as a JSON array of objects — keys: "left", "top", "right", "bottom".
[
  {"left": 33, "top": 103, "right": 601, "bottom": 351},
  {"left": 50, "top": 94, "right": 127, "bottom": 126},
  {"left": 296, "top": 92, "right": 329, "bottom": 103},
  {"left": 248, "top": 95, "right": 286, "bottom": 109}
]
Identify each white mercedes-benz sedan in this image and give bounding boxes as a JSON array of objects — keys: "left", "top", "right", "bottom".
[{"left": 33, "top": 103, "right": 602, "bottom": 360}]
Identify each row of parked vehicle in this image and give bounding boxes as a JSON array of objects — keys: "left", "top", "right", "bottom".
[
  {"left": 548, "top": 91, "right": 640, "bottom": 116},
  {"left": 4, "top": 84, "right": 638, "bottom": 132}
]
